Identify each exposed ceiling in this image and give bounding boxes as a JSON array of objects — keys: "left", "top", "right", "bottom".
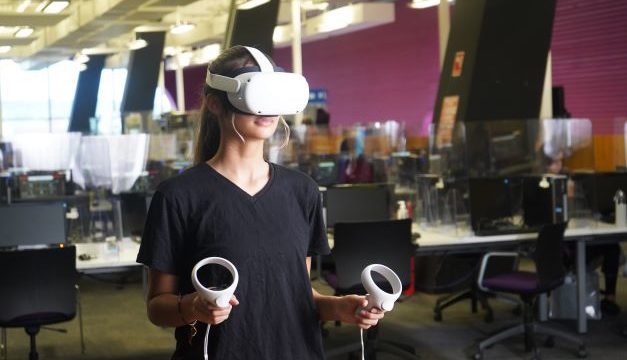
[{"left": 0, "top": 0, "right": 398, "bottom": 69}]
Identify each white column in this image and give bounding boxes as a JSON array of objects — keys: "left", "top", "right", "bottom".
[
  {"left": 175, "top": 65, "right": 185, "bottom": 112},
  {"left": 291, "top": 0, "right": 303, "bottom": 125},
  {"left": 539, "top": 52, "right": 553, "bottom": 119},
  {"left": 437, "top": 0, "right": 451, "bottom": 70},
  {"left": 0, "top": 63, "right": 3, "bottom": 139}
]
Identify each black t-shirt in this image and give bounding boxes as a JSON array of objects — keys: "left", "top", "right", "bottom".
[{"left": 137, "top": 162, "right": 330, "bottom": 360}]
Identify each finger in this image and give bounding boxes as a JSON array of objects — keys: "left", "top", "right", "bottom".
[
  {"left": 359, "top": 318, "right": 379, "bottom": 327},
  {"left": 230, "top": 296, "right": 240, "bottom": 306},
  {"left": 212, "top": 315, "right": 230, "bottom": 324},
  {"left": 359, "top": 310, "right": 385, "bottom": 320}
]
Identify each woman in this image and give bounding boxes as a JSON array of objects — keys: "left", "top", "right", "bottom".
[{"left": 137, "top": 46, "right": 384, "bottom": 359}]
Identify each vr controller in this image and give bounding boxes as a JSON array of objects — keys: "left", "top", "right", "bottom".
[
  {"left": 360, "top": 264, "right": 402, "bottom": 312},
  {"left": 191, "top": 257, "right": 239, "bottom": 308}
]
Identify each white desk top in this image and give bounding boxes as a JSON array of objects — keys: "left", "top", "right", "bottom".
[
  {"left": 327, "top": 221, "right": 627, "bottom": 250},
  {"left": 75, "top": 239, "right": 141, "bottom": 272},
  {"left": 415, "top": 221, "right": 627, "bottom": 248}
]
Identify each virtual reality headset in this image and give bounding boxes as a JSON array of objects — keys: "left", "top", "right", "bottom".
[{"left": 205, "top": 46, "right": 310, "bottom": 116}]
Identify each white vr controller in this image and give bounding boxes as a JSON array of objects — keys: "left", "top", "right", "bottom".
[
  {"left": 361, "top": 264, "right": 402, "bottom": 312},
  {"left": 191, "top": 257, "right": 239, "bottom": 308}
]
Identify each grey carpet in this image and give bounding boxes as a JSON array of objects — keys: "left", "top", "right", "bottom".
[{"left": 3, "top": 269, "right": 627, "bottom": 360}]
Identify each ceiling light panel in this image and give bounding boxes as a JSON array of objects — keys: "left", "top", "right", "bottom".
[
  {"left": 14, "top": 27, "right": 34, "bottom": 38},
  {"left": 42, "top": 0, "right": 70, "bottom": 14}
]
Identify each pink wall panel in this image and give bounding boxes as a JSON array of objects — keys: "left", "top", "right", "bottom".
[
  {"left": 165, "top": 0, "right": 627, "bottom": 135},
  {"left": 272, "top": 2, "right": 440, "bottom": 131},
  {"left": 551, "top": 0, "right": 627, "bottom": 134}
]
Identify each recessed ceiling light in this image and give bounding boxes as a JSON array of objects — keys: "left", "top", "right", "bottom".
[
  {"left": 0, "top": 46, "right": 12, "bottom": 54},
  {"left": 238, "top": 0, "right": 271, "bottom": 10},
  {"left": 41, "top": 0, "right": 70, "bottom": 14},
  {"left": 16, "top": 0, "right": 32, "bottom": 13},
  {"left": 128, "top": 38, "right": 148, "bottom": 50},
  {"left": 14, "top": 27, "right": 34, "bottom": 38},
  {"left": 170, "top": 22, "right": 196, "bottom": 35},
  {"left": 408, "top": 0, "right": 453, "bottom": 9}
]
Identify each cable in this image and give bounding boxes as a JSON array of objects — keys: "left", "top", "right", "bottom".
[
  {"left": 204, "top": 324, "right": 211, "bottom": 360},
  {"left": 360, "top": 328, "right": 365, "bottom": 360}
]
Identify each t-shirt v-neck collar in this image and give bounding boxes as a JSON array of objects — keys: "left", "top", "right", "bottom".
[{"left": 204, "top": 162, "right": 274, "bottom": 201}]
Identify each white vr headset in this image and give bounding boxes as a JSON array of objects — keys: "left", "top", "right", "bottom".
[{"left": 205, "top": 46, "right": 310, "bottom": 116}]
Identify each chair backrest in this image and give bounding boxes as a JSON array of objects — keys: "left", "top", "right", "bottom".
[
  {"left": 0, "top": 202, "right": 67, "bottom": 248},
  {"left": 325, "top": 184, "right": 392, "bottom": 228},
  {"left": 0, "top": 246, "right": 77, "bottom": 326},
  {"left": 332, "top": 219, "right": 413, "bottom": 293},
  {"left": 534, "top": 222, "right": 568, "bottom": 291}
]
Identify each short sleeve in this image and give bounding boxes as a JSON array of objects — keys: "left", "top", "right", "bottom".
[
  {"left": 307, "top": 187, "right": 330, "bottom": 256},
  {"left": 136, "top": 190, "right": 186, "bottom": 275}
]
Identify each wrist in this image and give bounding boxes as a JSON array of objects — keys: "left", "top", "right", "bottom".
[{"left": 179, "top": 293, "right": 197, "bottom": 325}]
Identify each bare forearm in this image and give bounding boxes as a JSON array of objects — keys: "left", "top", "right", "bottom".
[
  {"left": 147, "top": 293, "right": 196, "bottom": 327},
  {"left": 312, "top": 288, "right": 340, "bottom": 321}
]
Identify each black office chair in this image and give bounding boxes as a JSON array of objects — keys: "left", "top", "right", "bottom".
[
  {"left": 324, "top": 219, "right": 419, "bottom": 360},
  {"left": 0, "top": 246, "right": 80, "bottom": 360},
  {"left": 414, "top": 254, "right": 496, "bottom": 323},
  {"left": 473, "top": 223, "right": 586, "bottom": 360}
]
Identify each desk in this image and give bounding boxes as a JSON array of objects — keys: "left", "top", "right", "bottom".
[
  {"left": 327, "top": 221, "right": 627, "bottom": 333},
  {"left": 414, "top": 221, "right": 627, "bottom": 334},
  {"left": 75, "top": 239, "right": 141, "bottom": 274}
]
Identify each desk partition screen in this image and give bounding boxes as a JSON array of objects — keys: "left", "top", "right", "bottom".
[
  {"left": 0, "top": 202, "right": 66, "bottom": 248},
  {"left": 325, "top": 184, "right": 391, "bottom": 228}
]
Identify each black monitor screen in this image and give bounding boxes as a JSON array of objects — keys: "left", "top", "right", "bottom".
[
  {"left": 469, "top": 177, "right": 523, "bottom": 231},
  {"left": 593, "top": 172, "right": 627, "bottom": 219},
  {"left": 0, "top": 202, "right": 66, "bottom": 247},
  {"left": 325, "top": 184, "right": 391, "bottom": 228},
  {"left": 121, "top": 193, "right": 151, "bottom": 238}
]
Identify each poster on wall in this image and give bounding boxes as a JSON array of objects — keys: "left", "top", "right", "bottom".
[{"left": 435, "top": 95, "right": 460, "bottom": 149}]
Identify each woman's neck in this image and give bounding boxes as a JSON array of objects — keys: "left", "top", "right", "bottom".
[{"left": 207, "top": 136, "right": 269, "bottom": 192}]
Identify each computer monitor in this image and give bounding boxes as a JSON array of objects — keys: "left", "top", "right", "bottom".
[
  {"left": 120, "top": 193, "right": 151, "bottom": 238},
  {"left": 0, "top": 202, "right": 66, "bottom": 248},
  {"left": 592, "top": 172, "right": 627, "bottom": 221},
  {"left": 325, "top": 184, "right": 391, "bottom": 228},
  {"left": 469, "top": 177, "right": 523, "bottom": 231}
]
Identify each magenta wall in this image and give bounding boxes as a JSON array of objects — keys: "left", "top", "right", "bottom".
[
  {"left": 551, "top": 0, "right": 627, "bottom": 134},
  {"left": 165, "top": 0, "right": 627, "bottom": 135},
  {"left": 272, "top": 3, "right": 440, "bottom": 132}
]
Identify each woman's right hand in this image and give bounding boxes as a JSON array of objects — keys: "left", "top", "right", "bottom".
[{"left": 187, "top": 293, "right": 239, "bottom": 325}]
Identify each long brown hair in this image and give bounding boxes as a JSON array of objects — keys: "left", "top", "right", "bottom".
[{"left": 193, "top": 46, "right": 255, "bottom": 165}]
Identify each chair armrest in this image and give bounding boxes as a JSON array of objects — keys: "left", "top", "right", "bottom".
[{"left": 477, "top": 252, "right": 519, "bottom": 292}]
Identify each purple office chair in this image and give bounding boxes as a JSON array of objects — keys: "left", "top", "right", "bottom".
[{"left": 473, "top": 222, "right": 587, "bottom": 360}]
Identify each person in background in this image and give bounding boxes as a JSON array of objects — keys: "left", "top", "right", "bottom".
[
  {"left": 136, "top": 46, "right": 384, "bottom": 360},
  {"left": 544, "top": 152, "right": 622, "bottom": 316}
]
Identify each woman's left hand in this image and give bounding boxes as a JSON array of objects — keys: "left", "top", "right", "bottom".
[{"left": 335, "top": 295, "right": 385, "bottom": 329}]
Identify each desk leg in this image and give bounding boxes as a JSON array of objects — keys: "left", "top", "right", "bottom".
[
  {"left": 538, "top": 294, "right": 548, "bottom": 322},
  {"left": 576, "top": 240, "right": 587, "bottom": 334}
]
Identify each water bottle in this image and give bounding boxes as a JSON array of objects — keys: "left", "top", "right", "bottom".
[{"left": 614, "top": 190, "right": 626, "bottom": 227}]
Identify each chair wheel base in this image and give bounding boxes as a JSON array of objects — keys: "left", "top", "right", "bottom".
[
  {"left": 577, "top": 346, "right": 587, "bottom": 358},
  {"left": 434, "top": 311, "right": 442, "bottom": 322},
  {"left": 543, "top": 336, "right": 554, "bottom": 348},
  {"left": 484, "top": 311, "right": 494, "bottom": 323}
]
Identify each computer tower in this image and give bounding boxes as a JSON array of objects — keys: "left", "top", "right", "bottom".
[{"left": 522, "top": 174, "right": 568, "bottom": 227}]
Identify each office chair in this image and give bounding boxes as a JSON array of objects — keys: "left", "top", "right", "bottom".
[
  {"left": 413, "top": 254, "right": 496, "bottom": 323},
  {"left": 473, "top": 223, "right": 587, "bottom": 360},
  {"left": 324, "top": 219, "right": 420, "bottom": 360},
  {"left": 0, "top": 246, "right": 82, "bottom": 360}
]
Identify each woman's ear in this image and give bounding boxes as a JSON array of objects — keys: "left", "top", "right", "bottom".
[{"left": 206, "top": 95, "right": 225, "bottom": 116}]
